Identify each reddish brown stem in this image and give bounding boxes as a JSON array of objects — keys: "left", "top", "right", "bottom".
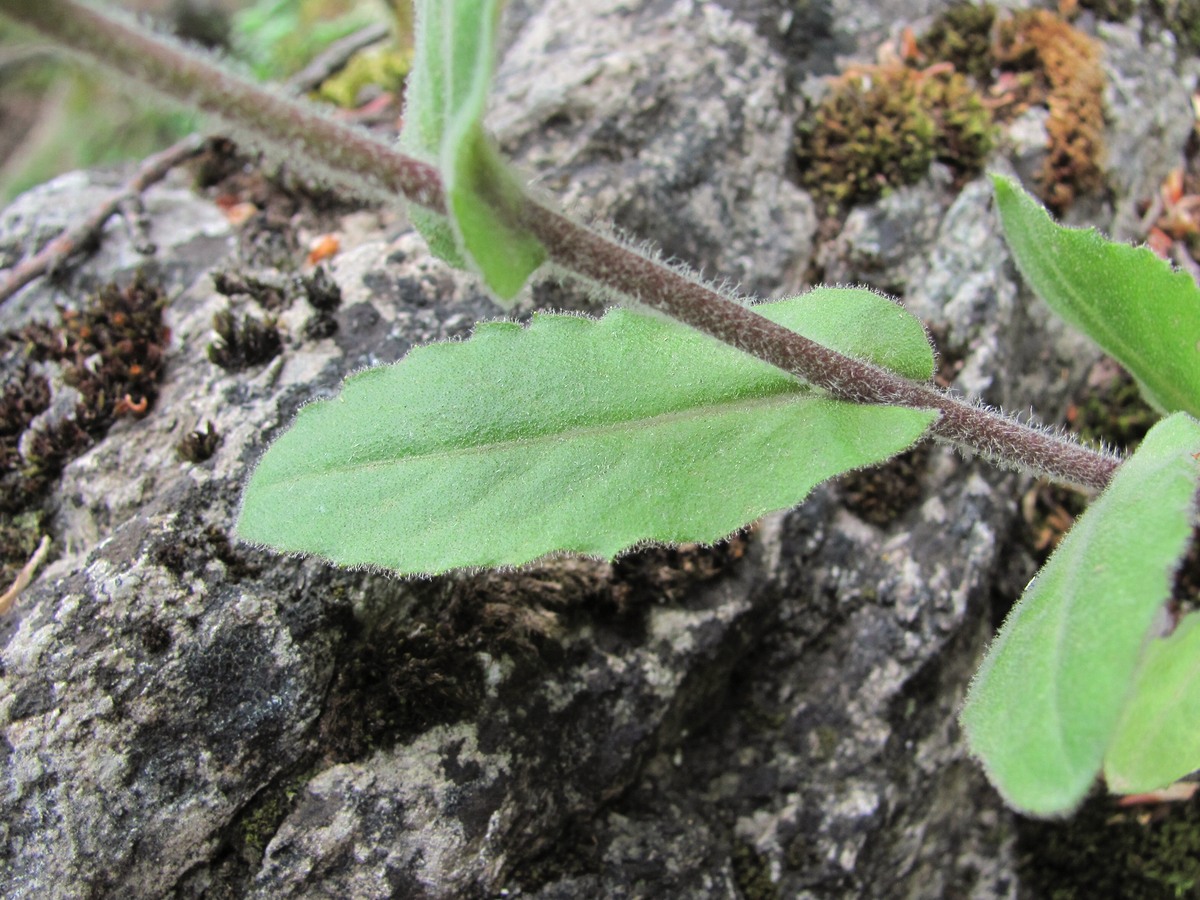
[{"left": 0, "top": 0, "right": 1122, "bottom": 491}]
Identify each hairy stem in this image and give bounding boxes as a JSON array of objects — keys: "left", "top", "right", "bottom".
[{"left": 2, "top": 0, "right": 1122, "bottom": 491}]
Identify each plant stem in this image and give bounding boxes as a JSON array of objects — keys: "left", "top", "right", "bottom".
[
  {"left": 522, "top": 207, "right": 1120, "bottom": 490},
  {"left": 2, "top": 0, "right": 1122, "bottom": 491}
]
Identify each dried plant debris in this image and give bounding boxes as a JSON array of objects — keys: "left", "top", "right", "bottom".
[
  {"left": 207, "top": 308, "right": 282, "bottom": 370},
  {"left": 0, "top": 273, "right": 170, "bottom": 586},
  {"left": 175, "top": 420, "right": 222, "bottom": 463}
]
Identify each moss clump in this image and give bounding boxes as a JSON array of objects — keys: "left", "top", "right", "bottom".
[
  {"left": 1019, "top": 792, "right": 1200, "bottom": 898},
  {"left": 0, "top": 274, "right": 169, "bottom": 587},
  {"left": 917, "top": 2, "right": 998, "bottom": 82},
  {"left": 923, "top": 72, "right": 996, "bottom": 189},
  {"left": 22, "top": 272, "right": 169, "bottom": 429},
  {"left": 175, "top": 420, "right": 222, "bottom": 464},
  {"left": 994, "top": 9, "right": 1107, "bottom": 212},
  {"left": 206, "top": 309, "right": 282, "bottom": 371},
  {"left": 732, "top": 841, "right": 780, "bottom": 900},
  {"left": 314, "top": 45, "right": 410, "bottom": 108},
  {"left": 796, "top": 65, "right": 994, "bottom": 208}
]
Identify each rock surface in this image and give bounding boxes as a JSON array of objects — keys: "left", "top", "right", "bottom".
[{"left": 1, "top": 1, "right": 1195, "bottom": 898}]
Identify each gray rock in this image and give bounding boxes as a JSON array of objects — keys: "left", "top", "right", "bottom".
[
  {"left": 1098, "top": 19, "right": 1194, "bottom": 240},
  {"left": 0, "top": 1, "right": 1192, "bottom": 898},
  {"left": 490, "top": 0, "right": 816, "bottom": 301}
]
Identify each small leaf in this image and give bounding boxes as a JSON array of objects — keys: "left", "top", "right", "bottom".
[
  {"left": 962, "top": 412, "right": 1200, "bottom": 817},
  {"left": 238, "top": 288, "right": 937, "bottom": 575},
  {"left": 992, "top": 174, "right": 1200, "bottom": 418},
  {"left": 1106, "top": 610, "right": 1200, "bottom": 792},
  {"left": 399, "top": 0, "right": 544, "bottom": 300}
]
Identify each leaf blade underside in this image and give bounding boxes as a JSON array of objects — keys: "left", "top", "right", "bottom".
[
  {"left": 993, "top": 174, "right": 1200, "bottom": 418},
  {"left": 238, "top": 288, "right": 938, "bottom": 575}
]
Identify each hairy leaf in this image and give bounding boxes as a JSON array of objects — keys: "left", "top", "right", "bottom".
[
  {"left": 399, "top": 0, "right": 544, "bottom": 299},
  {"left": 1106, "top": 609, "right": 1200, "bottom": 792},
  {"left": 993, "top": 174, "right": 1200, "bottom": 418},
  {"left": 962, "top": 412, "right": 1200, "bottom": 816},
  {"left": 238, "top": 288, "right": 937, "bottom": 575}
]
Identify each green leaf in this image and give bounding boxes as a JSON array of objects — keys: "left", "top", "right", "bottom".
[
  {"left": 992, "top": 174, "right": 1200, "bottom": 419},
  {"left": 399, "top": 0, "right": 544, "bottom": 300},
  {"left": 962, "top": 412, "right": 1200, "bottom": 816},
  {"left": 238, "top": 288, "right": 938, "bottom": 575},
  {"left": 1106, "top": 610, "right": 1200, "bottom": 793}
]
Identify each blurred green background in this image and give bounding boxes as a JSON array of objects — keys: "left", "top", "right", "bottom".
[{"left": 0, "top": 0, "right": 408, "bottom": 203}]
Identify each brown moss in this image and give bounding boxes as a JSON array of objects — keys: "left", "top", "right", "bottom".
[
  {"left": 0, "top": 274, "right": 170, "bottom": 587},
  {"left": 207, "top": 309, "right": 282, "bottom": 370},
  {"left": 175, "top": 420, "right": 222, "bottom": 464},
  {"left": 212, "top": 270, "right": 288, "bottom": 311},
  {"left": 22, "top": 272, "right": 169, "bottom": 428},
  {"left": 0, "top": 368, "right": 51, "bottom": 514},
  {"left": 994, "top": 10, "right": 1107, "bottom": 212}
]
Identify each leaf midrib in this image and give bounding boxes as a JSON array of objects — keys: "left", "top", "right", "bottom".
[{"left": 268, "top": 386, "right": 826, "bottom": 487}]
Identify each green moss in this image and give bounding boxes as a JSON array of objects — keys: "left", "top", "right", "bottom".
[
  {"left": 796, "top": 65, "right": 994, "bottom": 209},
  {"left": 924, "top": 69, "right": 996, "bottom": 172},
  {"left": 1019, "top": 792, "right": 1200, "bottom": 898},
  {"left": 797, "top": 66, "right": 935, "bottom": 208},
  {"left": 1068, "top": 370, "right": 1158, "bottom": 452},
  {"left": 814, "top": 725, "right": 840, "bottom": 761},
  {"left": 732, "top": 841, "right": 780, "bottom": 900},
  {"left": 315, "top": 45, "right": 410, "bottom": 108},
  {"left": 918, "top": 2, "right": 998, "bottom": 82},
  {"left": 1154, "top": 0, "right": 1200, "bottom": 51},
  {"left": 1080, "top": 0, "right": 1140, "bottom": 20},
  {"left": 235, "top": 768, "right": 319, "bottom": 863}
]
